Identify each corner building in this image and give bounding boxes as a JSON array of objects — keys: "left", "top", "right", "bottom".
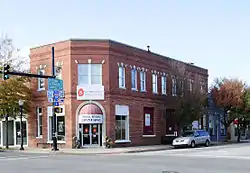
[{"left": 28, "top": 39, "right": 208, "bottom": 148}]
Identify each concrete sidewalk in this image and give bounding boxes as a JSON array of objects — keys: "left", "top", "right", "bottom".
[{"left": 15, "top": 145, "right": 171, "bottom": 155}]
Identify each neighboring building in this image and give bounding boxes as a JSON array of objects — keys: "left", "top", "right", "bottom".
[
  {"left": 207, "top": 93, "right": 227, "bottom": 141},
  {"left": 28, "top": 39, "right": 208, "bottom": 148}
]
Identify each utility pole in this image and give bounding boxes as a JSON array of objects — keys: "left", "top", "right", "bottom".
[{"left": 51, "top": 47, "right": 58, "bottom": 151}]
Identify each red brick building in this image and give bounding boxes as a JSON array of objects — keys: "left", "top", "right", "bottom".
[{"left": 28, "top": 39, "right": 208, "bottom": 148}]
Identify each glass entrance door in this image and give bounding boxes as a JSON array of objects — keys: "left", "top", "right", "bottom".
[{"left": 81, "top": 124, "right": 101, "bottom": 146}]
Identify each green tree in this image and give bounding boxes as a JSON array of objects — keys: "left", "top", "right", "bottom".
[
  {"left": 0, "top": 34, "right": 32, "bottom": 148},
  {"left": 175, "top": 85, "right": 207, "bottom": 132},
  {"left": 173, "top": 61, "right": 208, "bottom": 132}
]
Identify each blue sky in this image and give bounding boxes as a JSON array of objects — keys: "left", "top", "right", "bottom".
[{"left": 1, "top": 0, "right": 250, "bottom": 86}]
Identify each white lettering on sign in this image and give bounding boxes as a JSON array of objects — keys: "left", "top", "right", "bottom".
[{"left": 78, "top": 114, "right": 103, "bottom": 124}]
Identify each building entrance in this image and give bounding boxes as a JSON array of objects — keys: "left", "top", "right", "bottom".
[{"left": 79, "top": 124, "right": 102, "bottom": 146}]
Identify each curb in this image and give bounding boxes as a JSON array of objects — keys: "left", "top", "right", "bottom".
[{"left": 125, "top": 147, "right": 171, "bottom": 153}]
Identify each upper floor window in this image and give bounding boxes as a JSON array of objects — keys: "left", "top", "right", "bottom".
[
  {"left": 55, "top": 62, "right": 63, "bottom": 79},
  {"left": 131, "top": 68, "right": 137, "bottom": 90},
  {"left": 140, "top": 71, "right": 146, "bottom": 92},
  {"left": 172, "top": 76, "right": 177, "bottom": 96},
  {"left": 38, "top": 69, "right": 45, "bottom": 90},
  {"left": 179, "top": 79, "right": 184, "bottom": 96},
  {"left": 119, "top": 66, "right": 126, "bottom": 88},
  {"left": 78, "top": 64, "right": 102, "bottom": 85},
  {"left": 188, "top": 79, "right": 194, "bottom": 92},
  {"left": 161, "top": 76, "right": 167, "bottom": 95},
  {"left": 152, "top": 74, "right": 158, "bottom": 93},
  {"left": 200, "top": 84, "right": 205, "bottom": 93}
]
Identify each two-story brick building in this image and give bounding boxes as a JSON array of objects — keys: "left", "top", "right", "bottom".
[{"left": 28, "top": 39, "right": 208, "bottom": 148}]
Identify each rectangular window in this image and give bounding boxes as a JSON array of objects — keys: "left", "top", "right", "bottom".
[
  {"left": 140, "top": 71, "right": 146, "bottom": 92},
  {"left": 188, "top": 79, "right": 193, "bottom": 92},
  {"left": 115, "top": 105, "right": 129, "bottom": 142},
  {"left": 48, "top": 106, "right": 65, "bottom": 142},
  {"left": 172, "top": 77, "right": 177, "bottom": 96},
  {"left": 78, "top": 64, "right": 102, "bottom": 85},
  {"left": 36, "top": 107, "right": 43, "bottom": 137},
  {"left": 119, "top": 66, "right": 126, "bottom": 88},
  {"left": 131, "top": 69, "right": 137, "bottom": 90},
  {"left": 143, "top": 107, "right": 154, "bottom": 135},
  {"left": 152, "top": 74, "right": 158, "bottom": 93},
  {"left": 115, "top": 116, "right": 127, "bottom": 140},
  {"left": 38, "top": 69, "right": 45, "bottom": 90},
  {"left": 161, "top": 76, "right": 167, "bottom": 95}
]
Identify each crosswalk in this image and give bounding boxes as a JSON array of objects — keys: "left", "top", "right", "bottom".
[
  {"left": 0, "top": 154, "right": 51, "bottom": 161},
  {"left": 123, "top": 144, "right": 250, "bottom": 160}
]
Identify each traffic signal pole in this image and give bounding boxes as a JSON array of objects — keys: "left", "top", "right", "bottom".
[{"left": 51, "top": 47, "right": 58, "bottom": 151}]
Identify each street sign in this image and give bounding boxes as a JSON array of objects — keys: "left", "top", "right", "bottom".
[
  {"left": 47, "top": 79, "right": 64, "bottom": 104},
  {"left": 48, "top": 98, "right": 53, "bottom": 103},
  {"left": 53, "top": 90, "right": 60, "bottom": 95},
  {"left": 59, "top": 90, "right": 65, "bottom": 98},
  {"left": 54, "top": 102, "right": 59, "bottom": 106},
  {"left": 47, "top": 90, "right": 53, "bottom": 98},
  {"left": 54, "top": 95, "right": 60, "bottom": 102},
  {"left": 48, "top": 78, "right": 63, "bottom": 90}
]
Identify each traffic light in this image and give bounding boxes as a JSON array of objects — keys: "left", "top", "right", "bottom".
[
  {"left": 54, "top": 107, "right": 63, "bottom": 113},
  {"left": 3, "top": 64, "right": 10, "bottom": 80}
]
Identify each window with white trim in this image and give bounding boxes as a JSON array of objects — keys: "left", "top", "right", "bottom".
[
  {"left": 188, "top": 79, "right": 194, "bottom": 92},
  {"left": 131, "top": 68, "right": 137, "bottom": 90},
  {"left": 36, "top": 107, "right": 43, "bottom": 137},
  {"left": 78, "top": 64, "right": 102, "bottom": 85},
  {"left": 172, "top": 76, "right": 177, "bottom": 96},
  {"left": 152, "top": 74, "right": 158, "bottom": 93},
  {"left": 47, "top": 106, "right": 65, "bottom": 142},
  {"left": 140, "top": 71, "right": 146, "bottom": 92},
  {"left": 119, "top": 66, "right": 126, "bottom": 88},
  {"left": 161, "top": 76, "right": 167, "bottom": 95},
  {"left": 115, "top": 105, "right": 129, "bottom": 142},
  {"left": 38, "top": 69, "right": 45, "bottom": 90}
]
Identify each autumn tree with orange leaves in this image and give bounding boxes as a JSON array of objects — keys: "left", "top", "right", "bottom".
[
  {"left": 211, "top": 78, "right": 246, "bottom": 126},
  {"left": 210, "top": 77, "right": 250, "bottom": 141}
]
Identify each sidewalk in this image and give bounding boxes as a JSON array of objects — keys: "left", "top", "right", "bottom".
[
  {"left": 15, "top": 145, "right": 172, "bottom": 155},
  {"left": 2, "top": 140, "right": 250, "bottom": 155}
]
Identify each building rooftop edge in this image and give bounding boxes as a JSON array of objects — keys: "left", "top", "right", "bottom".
[{"left": 30, "top": 38, "right": 208, "bottom": 71}]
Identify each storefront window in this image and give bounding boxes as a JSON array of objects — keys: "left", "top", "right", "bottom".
[
  {"left": 15, "top": 121, "right": 27, "bottom": 145},
  {"left": 57, "top": 116, "right": 65, "bottom": 141},
  {"left": 115, "top": 105, "right": 129, "bottom": 141},
  {"left": 47, "top": 106, "right": 65, "bottom": 142},
  {"left": 115, "top": 116, "right": 127, "bottom": 140},
  {"left": 48, "top": 116, "right": 65, "bottom": 141}
]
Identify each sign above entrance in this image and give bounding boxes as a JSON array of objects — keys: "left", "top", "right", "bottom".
[
  {"left": 79, "top": 114, "right": 103, "bottom": 124},
  {"left": 77, "top": 85, "right": 104, "bottom": 100}
]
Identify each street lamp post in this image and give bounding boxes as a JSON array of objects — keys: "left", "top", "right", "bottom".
[{"left": 19, "top": 100, "right": 24, "bottom": 150}]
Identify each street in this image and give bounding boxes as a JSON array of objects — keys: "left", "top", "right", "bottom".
[{"left": 0, "top": 143, "right": 250, "bottom": 173}]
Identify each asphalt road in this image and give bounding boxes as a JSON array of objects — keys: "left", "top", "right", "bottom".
[{"left": 0, "top": 143, "right": 250, "bottom": 173}]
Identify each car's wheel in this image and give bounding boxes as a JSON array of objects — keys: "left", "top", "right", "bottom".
[
  {"left": 205, "top": 140, "right": 210, "bottom": 147},
  {"left": 191, "top": 141, "right": 195, "bottom": 148}
]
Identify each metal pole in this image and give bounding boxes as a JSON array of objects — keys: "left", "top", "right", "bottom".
[
  {"left": 20, "top": 105, "right": 24, "bottom": 150},
  {"left": 51, "top": 47, "right": 58, "bottom": 151},
  {"left": 216, "top": 113, "right": 219, "bottom": 144},
  {"left": 5, "top": 113, "right": 8, "bottom": 149}
]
